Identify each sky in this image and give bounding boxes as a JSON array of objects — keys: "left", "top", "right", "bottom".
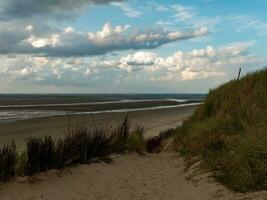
[{"left": 0, "top": 0, "right": 266, "bottom": 93}]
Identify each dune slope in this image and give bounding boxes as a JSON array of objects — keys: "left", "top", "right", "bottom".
[{"left": 174, "top": 68, "right": 267, "bottom": 192}]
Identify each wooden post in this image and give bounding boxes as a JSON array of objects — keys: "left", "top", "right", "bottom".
[{"left": 237, "top": 68, "right": 241, "bottom": 80}]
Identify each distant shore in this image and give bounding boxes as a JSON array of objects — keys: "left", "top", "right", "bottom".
[{"left": 0, "top": 105, "right": 198, "bottom": 150}]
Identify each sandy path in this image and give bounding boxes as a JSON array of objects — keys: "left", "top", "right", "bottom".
[{"left": 1, "top": 153, "right": 265, "bottom": 200}]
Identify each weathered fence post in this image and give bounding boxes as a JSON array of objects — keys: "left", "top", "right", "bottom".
[{"left": 237, "top": 68, "right": 242, "bottom": 80}]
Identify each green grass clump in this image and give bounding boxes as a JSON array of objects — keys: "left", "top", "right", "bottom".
[
  {"left": 174, "top": 68, "right": 267, "bottom": 192},
  {"left": 110, "top": 115, "right": 146, "bottom": 154},
  {"left": 23, "top": 116, "right": 146, "bottom": 176},
  {"left": 61, "top": 126, "right": 111, "bottom": 165},
  {"left": 0, "top": 142, "right": 17, "bottom": 182},
  {"left": 0, "top": 115, "right": 147, "bottom": 179},
  {"left": 124, "top": 126, "right": 146, "bottom": 154},
  {"left": 25, "top": 136, "right": 56, "bottom": 176},
  {"left": 146, "top": 129, "right": 175, "bottom": 153}
]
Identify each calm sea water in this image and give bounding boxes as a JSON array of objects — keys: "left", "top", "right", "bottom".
[{"left": 0, "top": 94, "right": 205, "bottom": 123}]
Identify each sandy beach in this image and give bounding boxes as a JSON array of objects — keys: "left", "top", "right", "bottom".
[
  {"left": 0, "top": 105, "right": 198, "bottom": 149},
  {"left": 1, "top": 153, "right": 266, "bottom": 200}
]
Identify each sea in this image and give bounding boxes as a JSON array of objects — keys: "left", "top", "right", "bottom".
[{"left": 0, "top": 94, "right": 205, "bottom": 123}]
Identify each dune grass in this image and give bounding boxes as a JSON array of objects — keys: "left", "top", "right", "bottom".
[
  {"left": 25, "top": 136, "right": 56, "bottom": 176},
  {"left": 0, "top": 115, "right": 149, "bottom": 181},
  {"left": 146, "top": 128, "right": 175, "bottom": 153},
  {"left": 110, "top": 115, "right": 145, "bottom": 154},
  {"left": 173, "top": 68, "right": 267, "bottom": 192},
  {"left": 0, "top": 142, "right": 16, "bottom": 182}
]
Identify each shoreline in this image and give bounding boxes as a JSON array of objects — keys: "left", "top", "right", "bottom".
[
  {"left": 0, "top": 102, "right": 202, "bottom": 125},
  {"left": 0, "top": 100, "right": 202, "bottom": 124}
]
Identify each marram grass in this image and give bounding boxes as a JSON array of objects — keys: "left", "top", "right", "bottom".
[
  {"left": 0, "top": 116, "right": 148, "bottom": 181},
  {"left": 174, "top": 68, "right": 267, "bottom": 192}
]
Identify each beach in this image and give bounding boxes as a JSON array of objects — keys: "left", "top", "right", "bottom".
[
  {"left": 0, "top": 104, "right": 198, "bottom": 149},
  {"left": 1, "top": 96, "right": 226, "bottom": 200},
  {"left": 1, "top": 101, "right": 266, "bottom": 200}
]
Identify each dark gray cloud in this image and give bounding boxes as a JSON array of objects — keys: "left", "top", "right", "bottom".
[{"left": 0, "top": 0, "right": 123, "bottom": 19}]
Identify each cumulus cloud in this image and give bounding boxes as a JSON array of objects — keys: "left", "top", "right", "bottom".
[
  {"left": 0, "top": 22, "right": 208, "bottom": 57},
  {"left": 0, "top": 55, "right": 122, "bottom": 87},
  {"left": 120, "top": 52, "right": 157, "bottom": 66},
  {"left": 146, "top": 42, "right": 258, "bottom": 81},
  {"left": 0, "top": 0, "right": 124, "bottom": 19},
  {"left": 110, "top": 42, "right": 260, "bottom": 81},
  {"left": 118, "top": 51, "right": 158, "bottom": 72},
  {"left": 0, "top": 42, "right": 261, "bottom": 87}
]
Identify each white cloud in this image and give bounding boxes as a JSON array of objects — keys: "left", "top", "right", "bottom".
[
  {"left": 27, "top": 34, "right": 60, "bottom": 48},
  {"left": 119, "top": 51, "right": 157, "bottom": 72},
  {"left": 64, "top": 26, "right": 75, "bottom": 33},
  {"left": 172, "top": 4, "right": 196, "bottom": 22},
  {"left": 0, "top": 42, "right": 260, "bottom": 87},
  {"left": 147, "top": 2, "right": 168, "bottom": 12},
  {"left": 191, "top": 16, "right": 221, "bottom": 31},
  {"left": 111, "top": 2, "right": 142, "bottom": 18},
  {"left": 150, "top": 3, "right": 218, "bottom": 32},
  {"left": 25, "top": 25, "right": 34, "bottom": 31},
  {"left": 120, "top": 52, "right": 157, "bottom": 66},
  {"left": 87, "top": 22, "right": 130, "bottom": 44},
  {"left": 228, "top": 15, "right": 267, "bottom": 36},
  {"left": 181, "top": 69, "right": 224, "bottom": 81},
  {"left": 156, "top": 20, "right": 174, "bottom": 26},
  {"left": 114, "top": 42, "right": 260, "bottom": 81}
]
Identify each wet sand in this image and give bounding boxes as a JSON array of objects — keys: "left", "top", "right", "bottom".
[{"left": 0, "top": 105, "right": 198, "bottom": 150}]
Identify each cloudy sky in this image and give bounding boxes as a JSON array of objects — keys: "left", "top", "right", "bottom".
[{"left": 0, "top": 0, "right": 266, "bottom": 93}]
